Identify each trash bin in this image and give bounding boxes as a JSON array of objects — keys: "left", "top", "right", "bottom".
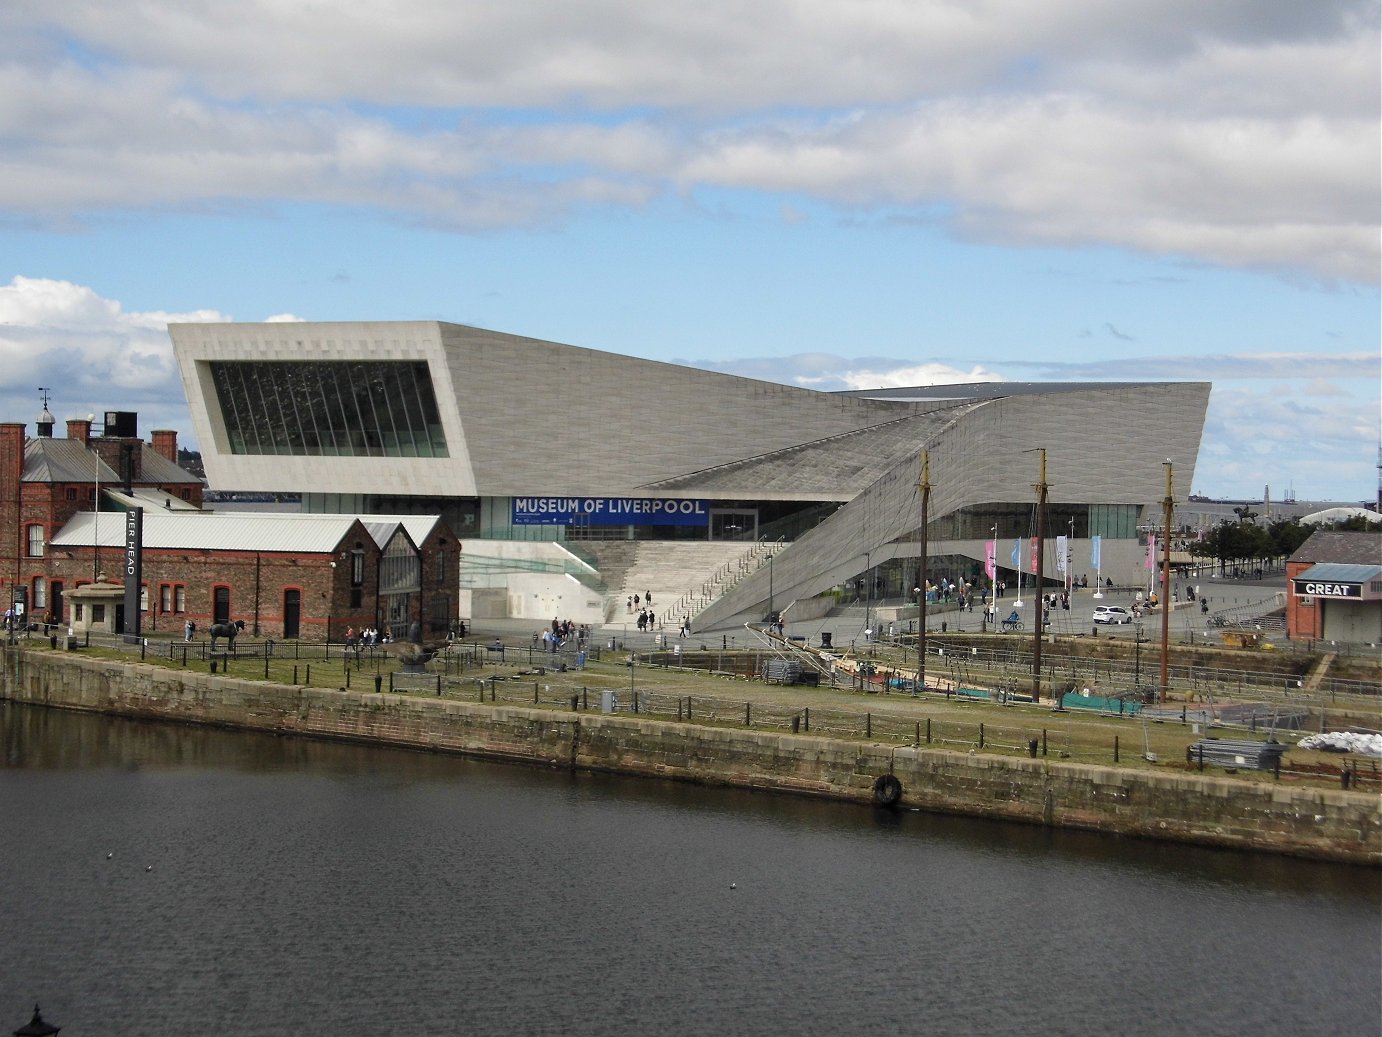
[{"left": 820, "top": 632, "right": 833, "bottom": 649}]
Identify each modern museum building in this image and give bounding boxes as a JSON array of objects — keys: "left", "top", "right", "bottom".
[{"left": 169, "top": 320, "right": 1211, "bottom": 629}]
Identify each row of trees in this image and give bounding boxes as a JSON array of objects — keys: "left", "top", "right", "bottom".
[{"left": 1187, "top": 514, "right": 1380, "bottom": 572}]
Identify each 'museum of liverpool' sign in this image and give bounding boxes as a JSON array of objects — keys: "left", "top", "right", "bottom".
[{"left": 513, "top": 497, "right": 710, "bottom": 526}]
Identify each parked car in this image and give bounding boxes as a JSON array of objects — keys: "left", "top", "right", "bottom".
[{"left": 1092, "top": 605, "right": 1133, "bottom": 625}]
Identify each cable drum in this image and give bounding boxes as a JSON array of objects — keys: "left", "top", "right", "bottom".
[{"left": 872, "top": 773, "right": 903, "bottom": 807}]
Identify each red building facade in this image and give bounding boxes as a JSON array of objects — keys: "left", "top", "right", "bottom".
[{"left": 3, "top": 411, "right": 458, "bottom": 642}]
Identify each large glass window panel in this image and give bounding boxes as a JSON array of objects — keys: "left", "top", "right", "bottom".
[{"left": 209, "top": 361, "right": 449, "bottom": 457}]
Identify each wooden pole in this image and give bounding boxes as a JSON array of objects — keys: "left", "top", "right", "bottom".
[
  {"left": 917, "top": 450, "right": 930, "bottom": 694},
  {"left": 1160, "top": 460, "right": 1174, "bottom": 703},
  {"left": 1031, "top": 448, "right": 1047, "bottom": 703}
]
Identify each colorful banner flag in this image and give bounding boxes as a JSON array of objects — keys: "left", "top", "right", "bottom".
[
  {"left": 984, "top": 539, "right": 996, "bottom": 580},
  {"left": 1145, "top": 534, "right": 1157, "bottom": 569},
  {"left": 1030, "top": 537, "right": 1040, "bottom": 574},
  {"left": 1055, "top": 535, "right": 1068, "bottom": 573},
  {"left": 1090, "top": 534, "right": 1102, "bottom": 570},
  {"left": 1011, "top": 538, "right": 1021, "bottom": 568}
]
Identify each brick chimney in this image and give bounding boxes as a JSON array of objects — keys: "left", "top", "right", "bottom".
[
  {"left": 0, "top": 422, "right": 25, "bottom": 501},
  {"left": 0, "top": 424, "right": 26, "bottom": 572},
  {"left": 92, "top": 438, "right": 142, "bottom": 485},
  {"left": 67, "top": 418, "right": 91, "bottom": 446},
  {"left": 151, "top": 429, "right": 178, "bottom": 462}
]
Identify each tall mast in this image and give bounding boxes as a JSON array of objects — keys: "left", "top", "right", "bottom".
[
  {"left": 916, "top": 450, "right": 930, "bottom": 693},
  {"left": 1160, "top": 460, "right": 1174, "bottom": 703},
  {"left": 1031, "top": 448, "right": 1047, "bottom": 703}
]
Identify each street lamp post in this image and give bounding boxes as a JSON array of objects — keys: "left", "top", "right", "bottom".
[
  {"left": 14, "top": 1003, "right": 61, "bottom": 1036},
  {"left": 326, "top": 560, "right": 336, "bottom": 653},
  {"left": 863, "top": 551, "right": 872, "bottom": 641},
  {"left": 767, "top": 552, "right": 774, "bottom": 625}
]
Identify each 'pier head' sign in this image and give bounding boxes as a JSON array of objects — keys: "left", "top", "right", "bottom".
[{"left": 513, "top": 497, "right": 709, "bottom": 527}]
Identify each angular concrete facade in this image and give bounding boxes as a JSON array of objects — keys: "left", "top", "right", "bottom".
[{"left": 169, "top": 320, "right": 1210, "bottom": 624}]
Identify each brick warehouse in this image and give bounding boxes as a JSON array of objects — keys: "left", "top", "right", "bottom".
[{"left": 2, "top": 406, "right": 459, "bottom": 642}]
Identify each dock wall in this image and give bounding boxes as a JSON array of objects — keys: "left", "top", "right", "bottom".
[{"left": 5, "top": 651, "right": 1378, "bottom": 865}]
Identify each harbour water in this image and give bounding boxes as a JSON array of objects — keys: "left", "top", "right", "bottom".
[{"left": 2, "top": 703, "right": 1378, "bottom": 1036}]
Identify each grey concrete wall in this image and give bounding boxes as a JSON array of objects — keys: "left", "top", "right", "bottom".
[{"left": 7, "top": 650, "right": 1375, "bottom": 865}]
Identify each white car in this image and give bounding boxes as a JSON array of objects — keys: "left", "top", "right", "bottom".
[{"left": 1092, "top": 605, "right": 1133, "bottom": 625}]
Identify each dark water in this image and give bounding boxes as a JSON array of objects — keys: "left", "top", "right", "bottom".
[{"left": 1, "top": 704, "right": 1378, "bottom": 1037}]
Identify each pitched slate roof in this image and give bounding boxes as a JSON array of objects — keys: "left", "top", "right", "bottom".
[
  {"left": 21, "top": 437, "right": 202, "bottom": 485},
  {"left": 22, "top": 438, "right": 118, "bottom": 483},
  {"left": 1288, "top": 531, "right": 1382, "bottom": 566}
]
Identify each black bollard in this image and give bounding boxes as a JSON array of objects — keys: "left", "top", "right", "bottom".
[
  {"left": 374, "top": 673, "right": 382, "bottom": 694},
  {"left": 1028, "top": 738, "right": 1038, "bottom": 758}
]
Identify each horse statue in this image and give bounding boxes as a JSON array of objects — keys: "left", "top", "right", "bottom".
[{"left": 209, "top": 619, "right": 245, "bottom": 651}]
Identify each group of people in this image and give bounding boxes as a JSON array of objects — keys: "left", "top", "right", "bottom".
[
  {"left": 539, "top": 617, "right": 589, "bottom": 652},
  {"left": 626, "top": 591, "right": 654, "bottom": 611},
  {"left": 344, "top": 625, "right": 391, "bottom": 649}
]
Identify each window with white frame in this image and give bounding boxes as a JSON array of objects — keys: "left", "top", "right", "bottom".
[{"left": 26, "top": 524, "right": 44, "bottom": 557}]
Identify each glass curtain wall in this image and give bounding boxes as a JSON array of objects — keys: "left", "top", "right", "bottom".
[{"left": 210, "top": 361, "right": 448, "bottom": 458}]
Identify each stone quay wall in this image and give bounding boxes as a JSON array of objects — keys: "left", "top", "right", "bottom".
[{"left": 6, "top": 650, "right": 1378, "bottom": 865}]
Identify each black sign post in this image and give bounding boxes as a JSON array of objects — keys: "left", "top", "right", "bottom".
[{"left": 123, "top": 507, "right": 143, "bottom": 640}]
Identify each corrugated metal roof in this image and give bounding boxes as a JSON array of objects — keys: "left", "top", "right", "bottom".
[
  {"left": 52, "top": 511, "right": 363, "bottom": 553},
  {"left": 105, "top": 488, "right": 201, "bottom": 511},
  {"left": 361, "top": 514, "right": 440, "bottom": 547},
  {"left": 1294, "top": 562, "right": 1382, "bottom": 583}
]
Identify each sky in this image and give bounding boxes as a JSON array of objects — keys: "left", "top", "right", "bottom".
[{"left": 0, "top": 0, "right": 1377, "bottom": 503}]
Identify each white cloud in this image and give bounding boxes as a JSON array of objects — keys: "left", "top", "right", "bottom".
[
  {"left": 0, "top": 0, "right": 1374, "bottom": 281},
  {"left": 0, "top": 277, "right": 227, "bottom": 440},
  {"left": 0, "top": 276, "right": 1373, "bottom": 499}
]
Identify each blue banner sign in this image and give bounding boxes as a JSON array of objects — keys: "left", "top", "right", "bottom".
[{"left": 512, "top": 497, "right": 710, "bottom": 527}]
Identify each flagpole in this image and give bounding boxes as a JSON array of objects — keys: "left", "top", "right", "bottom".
[{"left": 1012, "top": 536, "right": 1024, "bottom": 609}]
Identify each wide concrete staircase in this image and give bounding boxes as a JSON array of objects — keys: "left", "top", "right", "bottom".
[{"left": 588, "top": 541, "right": 777, "bottom": 628}]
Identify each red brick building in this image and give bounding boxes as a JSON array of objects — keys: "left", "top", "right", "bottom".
[
  {"left": 1, "top": 410, "right": 203, "bottom": 625},
  {"left": 49, "top": 510, "right": 460, "bottom": 642},
  {"left": 1285, "top": 530, "right": 1382, "bottom": 645},
  {"left": 3, "top": 408, "right": 459, "bottom": 641}
]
